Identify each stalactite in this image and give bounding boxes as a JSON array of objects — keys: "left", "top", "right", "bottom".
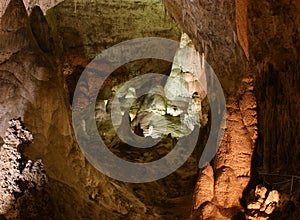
[
  {"left": 74, "top": 0, "right": 77, "bottom": 14},
  {"left": 205, "top": 42, "right": 208, "bottom": 59},
  {"left": 182, "top": 0, "right": 187, "bottom": 25},
  {"left": 193, "top": 19, "right": 197, "bottom": 37},
  {"left": 182, "top": 9, "right": 187, "bottom": 25},
  {"left": 201, "top": 38, "right": 208, "bottom": 69},
  {"left": 209, "top": 39, "right": 213, "bottom": 51},
  {"left": 233, "top": 30, "right": 237, "bottom": 44},
  {"left": 201, "top": 39, "right": 205, "bottom": 51}
]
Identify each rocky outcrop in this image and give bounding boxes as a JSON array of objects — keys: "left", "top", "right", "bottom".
[
  {"left": 246, "top": 185, "right": 280, "bottom": 219},
  {"left": 0, "top": 0, "right": 63, "bottom": 17},
  {"left": 45, "top": 0, "right": 181, "bottom": 78},
  {"left": 0, "top": 0, "right": 200, "bottom": 219},
  {"left": 0, "top": 0, "right": 298, "bottom": 219},
  {"left": 130, "top": 33, "right": 207, "bottom": 139},
  {"left": 162, "top": 0, "right": 248, "bottom": 96},
  {"left": 163, "top": 0, "right": 299, "bottom": 219},
  {"left": 248, "top": 0, "right": 300, "bottom": 175},
  {"left": 0, "top": 119, "right": 47, "bottom": 218},
  {"left": 161, "top": 1, "right": 257, "bottom": 218},
  {"left": 29, "top": 6, "right": 53, "bottom": 53},
  {"left": 0, "top": 1, "right": 124, "bottom": 219},
  {"left": 191, "top": 77, "right": 257, "bottom": 219}
]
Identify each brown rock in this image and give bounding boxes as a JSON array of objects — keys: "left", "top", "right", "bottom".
[
  {"left": 29, "top": 5, "right": 53, "bottom": 53},
  {"left": 193, "top": 164, "right": 214, "bottom": 210},
  {"left": 264, "top": 190, "right": 280, "bottom": 207},
  {"left": 247, "top": 201, "right": 262, "bottom": 210},
  {"left": 255, "top": 185, "right": 268, "bottom": 201},
  {"left": 214, "top": 166, "right": 242, "bottom": 208}
]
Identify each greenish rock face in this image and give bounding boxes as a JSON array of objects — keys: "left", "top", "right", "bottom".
[{"left": 46, "top": 0, "right": 181, "bottom": 61}]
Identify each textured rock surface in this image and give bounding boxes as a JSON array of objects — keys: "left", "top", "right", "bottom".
[
  {"left": 163, "top": 0, "right": 248, "bottom": 96},
  {"left": 0, "top": 119, "right": 47, "bottom": 218},
  {"left": 192, "top": 164, "right": 214, "bottom": 211},
  {"left": 190, "top": 77, "right": 257, "bottom": 219},
  {"left": 0, "top": 1, "right": 130, "bottom": 219},
  {"left": 45, "top": 0, "right": 181, "bottom": 78},
  {"left": 0, "top": 0, "right": 299, "bottom": 219},
  {"left": 246, "top": 185, "right": 280, "bottom": 220},
  {"left": 131, "top": 33, "right": 207, "bottom": 139},
  {"left": 0, "top": 0, "right": 63, "bottom": 17},
  {"left": 0, "top": 0, "right": 199, "bottom": 219},
  {"left": 248, "top": 0, "right": 300, "bottom": 175},
  {"left": 163, "top": 0, "right": 299, "bottom": 219}
]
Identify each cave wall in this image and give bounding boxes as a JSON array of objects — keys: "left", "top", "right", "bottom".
[
  {"left": 163, "top": 0, "right": 250, "bottom": 95},
  {"left": 45, "top": 0, "right": 180, "bottom": 74},
  {"left": 0, "top": 0, "right": 199, "bottom": 219},
  {"left": 163, "top": 0, "right": 299, "bottom": 219},
  {"left": 248, "top": 0, "right": 300, "bottom": 174},
  {"left": 0, "top": 0, "right": 299, "bottom": 219},
  {"left": 0, "top": 0, "right": 64, "bottom": 16},
  {"left": 0, "top": 0, "right": 147, "bottom": 219},
  {"left": 162, "top": 1, "right": 255, "bottom": 218}
]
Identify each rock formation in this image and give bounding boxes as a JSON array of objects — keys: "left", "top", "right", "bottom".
[
  {"left": 0, "top": 0, "right": 63, "bottom": 17},
  {"left": 131, "top": 33, "right": 207, "bottom": 139},
  {"left": 0, "top": 0, "right": 299, "bottom": 219},
  {"left": 0, "top": 0, "right": 198, "bottom": 219},
  {"left": 246, "top": 185, "right": 280, "bottom": 219},
  {"left": 0, "top": 119, "right": 47, "bottom": 218},
  {"left": 162, "top": 0, "right": 299, "bottom": 219}
]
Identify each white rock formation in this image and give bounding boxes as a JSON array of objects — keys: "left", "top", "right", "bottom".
[
  {"left": 131, "top": 33, "right": 207, "bottom": 138},
  {"left": 164, "top": 32, "right": 207, "bottom": 103},
  {"left": 246, "top": 185, "right": 280, "bottom": 220},
  {"left": 0, "top": 119, "right": 47, "bottom": 215}
]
